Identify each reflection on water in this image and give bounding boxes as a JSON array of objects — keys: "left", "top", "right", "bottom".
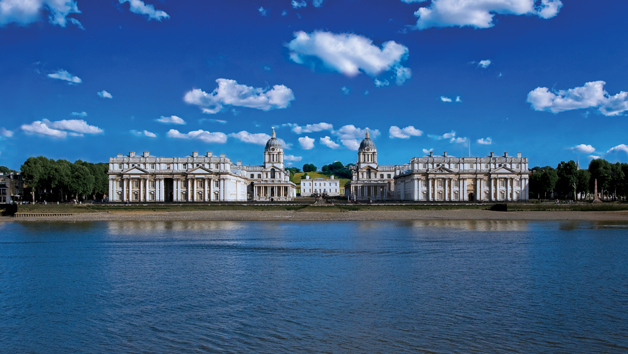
[{"left": 2, "top": 220, "right": 628, "bottom": 353}]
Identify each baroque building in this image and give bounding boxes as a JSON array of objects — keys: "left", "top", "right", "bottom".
[
  {"left": 108, "top": 129, "right": 296, "bottom": 202},
  {"left": 300, "top": 175, "right": 340, "bottom": 196},
  {"left": 345, "top": 132, "right": 530, "bottom": 202}
]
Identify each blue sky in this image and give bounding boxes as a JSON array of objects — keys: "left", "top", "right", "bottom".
[{"left": 1, "top": 0, "right": 628, "bottom": 170}]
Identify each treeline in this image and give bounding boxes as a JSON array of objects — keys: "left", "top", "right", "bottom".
[
  {"left": 289, "top": 162, "right": 354, "bottom": 179},
  {"left": 530, "top": 159, "right": 628, "bottom": 201},
  {"left": 20, "top": 156, "right": 109, "bottom": 202}
]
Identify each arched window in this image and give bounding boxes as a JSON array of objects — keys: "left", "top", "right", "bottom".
[
  {"left": 271, "top": 168, "right": 276, "bottom": 179},
  {"left": 367, "top": 170, "right": 372, "bottom": 179}
]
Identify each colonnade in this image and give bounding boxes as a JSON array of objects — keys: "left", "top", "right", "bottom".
[
  {"left": 253, "top": 185, "right": 291, "bottom": 200},
  {"left": 110, "top": 176, "right": 233, "bottom": 202}
]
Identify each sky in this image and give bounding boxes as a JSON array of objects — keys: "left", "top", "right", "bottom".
[{"left": 1, "top": 0, "right": 628, "bottom": 170}]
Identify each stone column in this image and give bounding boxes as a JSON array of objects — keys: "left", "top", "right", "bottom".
[
  {"left": 417, "top": 179, "right": 422, "bottom": 201},
  {"left": 159, "top": 179, "right": 164, "bottom": 202},
  {"left": 122, "top": 179, "right": 127, "bottom": 202}
]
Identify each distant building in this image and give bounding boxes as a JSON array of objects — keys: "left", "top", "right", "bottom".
[
  {"left": 300, "top": 175, "right": 340, "bottom": 196},
  {"left": 108, "top": 129, "right": 296, "bottom": 202},
  {"left": 345, "top": 131, "right": 530, "bottom": 202},
  {"left": 0, "top": 172, "right": 23, "bottom": 203}
]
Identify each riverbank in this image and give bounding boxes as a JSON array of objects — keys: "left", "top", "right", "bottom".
[{"left": 3, "top": 208, "right": 628, "bottom": 222}]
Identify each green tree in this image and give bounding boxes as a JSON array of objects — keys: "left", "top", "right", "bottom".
[
  {"left": 556, "top": 161, "right": 578, "bottom": 200},
  {"left": 20, "top": 156, "right": 53, "bottom": 202},
  {"left": 540, "top": 168, "right": 558, "bottom": 199},
  {"left": 51, "top": 159, "right": 72, "bottom": 202},
  {"left": 576, "top": 169, "right": 590, "bottom": 200},
  {"left": 609, "top": 162, "right": 626, "bottom": 201},
  {"left": 619, "top": 163, "right": 628, "bottom": 200},
  {"left": 302, "top": 163, "right": 317, "bottom": 172},
  {"left": 588, "top": 159, "right": 612, "bottom": 200},
  {"left": 0, "top": 166, "right": 12, "bottom": 174},
  {"left": 68, "top": 163, "right": 94, "bottom": 200}
]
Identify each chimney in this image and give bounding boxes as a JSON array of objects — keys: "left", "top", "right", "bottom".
[
  {"left": 129, "top": 152, "right": 135, "bottom": 157},
  {"left": 429, "top": 151, "right": 433, "bottom": 157},
  {"left": 206, "top": 152, "right": 212, "bottom": 157},
  {"left": 517, "top": 152, "right": 521, "bottom": 158},
  {"left": 192, "top": 151, "right": 198, "bottom": 157},
  {"left": 143, "top": 151, "right": 149, "bottom": 157},
  {"left": 490, "top": 152, "right": 494, "bottom": 157},
  {"left": 220, "top": 154, "right": 226, "bottom": 158},
  {"left": 330, "top": 175, "right": 335, "bottom": 179},
  {"left": 504, "top": 152, "right": 508, "bottom": 157},
  {"left": 444, "top": 151, "right": 447, "bottom": 157}
]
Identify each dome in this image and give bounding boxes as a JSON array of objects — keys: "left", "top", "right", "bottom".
[
  {"left": 358, "top": 130, "right": 376, "bottom": 151},
  {"left": 265, "top": 127, "right": 283, "bottom": 151}
]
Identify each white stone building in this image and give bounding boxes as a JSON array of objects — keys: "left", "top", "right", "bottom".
[
  {"left": 345, "top": 132, "right": 530, "bottom": 202},
  {"left": 108, "top": 129, "right": 296, "bottom": 202},
  {"left": 300, "top": 175, "right": 340, "bottom": 196}
]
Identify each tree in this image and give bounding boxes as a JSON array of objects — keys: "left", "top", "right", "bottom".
[
  {"left": 556, "top": 161, "right": 578, "bottom": 200},
  {"left": 588, "top": 159, "right": 612, "bottom": 200},
  {"left": 20, "top": 156, "right": 53, "bottom": 202},
  {"left": 68, "top": 163, "right": 94, "bottom": 200},
  {"left": 50, "top": 159, "right": 72, "bottom": 202},
  {"left": 540, "top": 168, "right": 558, "bottom": 199},
  {"left": 576, "top": 169, "right": 590, "bottom": 200},
  {"left": 609, "top": 163, "right": 626, "bottom": 201},
  {"left": 302, "top": 163, "right": 317, "bottom": 172},
  {"left": 0, "top": 166, "right": 12, "bottom": 174}
]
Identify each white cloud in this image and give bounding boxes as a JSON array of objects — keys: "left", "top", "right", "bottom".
[
  {"left": 440, "top": 96, "right": 452, "bottom": 102},
  {"left": 588, "top": 155, "right": 602, "bottom": 160},
  {"left": 292, "top": 0, "right": 306, "bottom": 8},
  {"left": 320, "top": 136, "right": 340, "bottom": 149},
  {"left": 284, "top": 155, "right": 302, "bottom": 162},
  {"left": 1, "top": 127, "right": 14, "bottom": 138},
  {"left": 287, "top": 31, "right": 411, "bottom": 85},
  {"left": 477, "top": 137, "right": 492, "bottom": 145},
  {"left": 527, "top": 81, "right": 628, "bottom": 116},
  {"left": 286, "top": 122, "right": 333, "bottom": 134},
  {"left": 131, "top": 130, "right": 156, "bottom": 138},
  {"left": 167, "top": 129, "right": 227, "bottom": 144},
  {"left": 97, "top": 90, "right": 113, "bottom": 99},
  {"left": 71, "top": 111, "right": 87, "bottom": 117},
  {"left": 46, "top": 119, "right": 102, "bottom": 134},
  {"left": 422, "top": 148, "right": 433, "bottom": 155},
  {"left": 374, "top": 79, "right": 390, "bottom": 87},
  {"left": 229, "top": 131, "right": 271, "bottom": 145},
  {"left": 428, "top": 130, "right": 466, "bottom": 144},
  {"left": 299, "top": 136, "right": 315, "bottom": 150},
  {"left": 607, "top": 144, "right": 628, "bottom": 155},
  {"left": 258, "top": 6, "right": 267, "bottom": 16},
  {"left": 184, "top": 79, "right": 295, "bottom": 114},
  {"left": 0, "top": 0, "right": 81, "bottom": 27},
  {"left": 389, "top": 126, "right": 423, "bottom": 139},
  {"left": 455, "top": 96, "right": 461, "bottom": 102},
  {"left": 48, "top": 69, "right": 81, "bottom": 84},
  {"left": 409, "top": 0, "right": 563, "bottom": 30},
  {"left": 342, "top": 139, "right": 360, "bottom": 151},
  {"left": 21, "top": 121, "right": 67, "bottom": 138},
  {"left": 571, "top": 144, "right": 595, "bottom": 154},
  {"left": 119, "top": 0, "right": 169, "bottom": 21},
  {"left": 157, "top": 115, "right": 186, "bottom": 125},
  {"left": 332, "top": 125, "right": 380, "bottom": 151},
  {"left": 478, "top": 59, "right": 491, "bottom": 68},
  {"left": 313, "top": 0, "right": 324, "bottom": 7},
  {"left": 341, "top": 86, "right": 350, "bottom": 95}
]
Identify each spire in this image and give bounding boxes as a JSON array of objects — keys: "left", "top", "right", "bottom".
[
  {"left": 272, "top": 127, "right": 276, "bottom": 138},
  {"left": 365, "top": 129, "right": 370, "bottom": 139}
]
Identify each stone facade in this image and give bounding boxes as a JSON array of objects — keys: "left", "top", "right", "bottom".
[
  {"left": 108, "top": 129, "right": 296, "bottom": 202},
  {"left": 345, "top": 132, "right": 530, "bottom": 202},
  {"left": 0, "top": 173, "right": 23, "bottom": 203},
  {"left": 300, "top": 175, "right": 340, "bottom": 196}
]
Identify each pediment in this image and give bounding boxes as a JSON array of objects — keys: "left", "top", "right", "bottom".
[
  {"left": 491, "top": 167, "right": 515, "bottom": 174},
  {"left": 428, "top": 166, "right": 454, "bottom": 174},
  {"left": 122, "top": 167, "right": 148, "bottom": 174},
  {"left": 187, "top": 166, "right": 213, "bottom": 174}
]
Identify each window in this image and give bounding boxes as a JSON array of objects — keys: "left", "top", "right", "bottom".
[
  {"left": 250, "top": 174, "right": 254, "bottom": 178},
  {"left": 183, "top": 164, "right": 187, "bottom": 169},
  {"left": 387, "top": 174, "right": 391, "bottom": 179},
  {"left": 438, "top": 180, "right": 444, "bottom": 188},
  {"left": 215, "top": 181, "right": 220, "bottom": 188},
  {"left": 167, "top": 164, "right": 171, "bottom": 170},
  {"left": 118, "top": 180, "right": 123, "bottom": 188},
  {"left": 133, "top": 180, "right": 139, "bottom": 188},
  {"left": 271, "top": 168, "right": 276, "bottom": 179},
  {"left": 380, "top": 174, "right": 384, "bottom": 178},
  {"left": 119, "top": 164, "right": 123, "bottom": 169},
  {"left": 151, "top": 164, "right": 156, "bottom": 169},
  {"left": 150, "top": 181, "right": 155, "bottom": 188},
  {"left": 486, "top": 164, "right": 490, "bottom": 168},
  {"left": 516, "top": 180, "right": 521, "bottom": 187},
  {"left": 197, "top": 180, "right": 203, "bottom": 188},
  {"left": 500, "top": 180, "right": 505, "bottom": 187},
  {"left": 367, "top": 170, "right": 372, "bottom": 179}
]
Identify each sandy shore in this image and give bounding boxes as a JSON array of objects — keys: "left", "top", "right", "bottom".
[{"left": 3, "top": 209, "right": 628, "bottom": 222}]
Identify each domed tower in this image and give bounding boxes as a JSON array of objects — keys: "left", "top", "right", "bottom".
[
  {"left": 264, "top": 127, "right": 284, "bottom": 169},
  {"left": 357, "top": 130, "right": 377, "bottom": 168}
]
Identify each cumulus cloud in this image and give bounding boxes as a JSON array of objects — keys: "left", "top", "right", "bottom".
[
  {"left": 527, "top": 81, "right": 628, "bottom": 116},
  {"left": 119, "top": 0, "right": 169, "bottom": 21},
  {"left": 285, "top": 122, "right": 333, "bottom": 134},
  {"left": 570, "top": 144, "right": 595, "bottom": 154},
  {"left": 477, "top": 137, "right": 492, "bottom": 145},
  {"left": 588, "top": 155, "right": 602, "bottom": 160},
  {"left": 157, "top": 115, "right": 186, "bottom": 125},
  {"left": 408, "top": 0, "right": 563, "bottom": 30},
  {"left": 287, "top": 31, "right": 411, "bottom": 85},
  {"left": 478, "top": 59, "right": 491, "bottom": 68},
  {"left": 229, "top": 131, "right": 271, "bottom": 145},
  {"left": 284, "top": 155, "right": 302, "bottom": 162},
  {"left": 298, "top": 136, "right": 315, "bottom": 150},
  {"left": 332, "top": 125, "right": 380, "bottom": 151},
  {"left": 389, "top": 126, "right": 423, "bottom": 139},
  {"left": 320, "top": 136, "right": 340, "bottom": 149},
  {"left": 374, "top": 79, "right": 390, "bottom": 87},
  {"left": 131, "top": 130, "right": 156, "bottom": 138},
  {"left": 440, "top": 96, "right": 452, "bottom": 102},
  {"left": 1, "top": 127, "right": 14, "bottom": 138},
  {"left": 0, "top": 0, "right": 81, "bottom": 27},
  {"left": 428, "top": 130, "right": 466, "bottom": 144},
  {"left": 184, "top": 79, "right": 295, "bottom": 114},
  {"left": 167, "top": 129, "right": 227, "bottom": 144},
  {"left": 292, "top": 0, "right": 306, "bottom": 8},
  {"left": 97, "top": 90, "right": 113, "bottom": 99},
  {"left": 21, "top": 121, "right": 67, "bottom": 138},
  {"left": 71, "top": 111, "right": 87, "bottom": 117},
  {"left": 46, "top": 119, "right": 103, "bottom": 135},
  {"left": 422, "top": 148, "right": 433, "bottom": 155},
  {"left": 607, "top": 144, "right": 628, "bottom": 155},
  {"left": 48, "top": 69, "right": 81, "bottom": 84}
]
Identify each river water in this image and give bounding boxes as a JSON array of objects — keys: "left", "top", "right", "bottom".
[{"left": 1, "top": 220, "right": 627, "bottom": 353}]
